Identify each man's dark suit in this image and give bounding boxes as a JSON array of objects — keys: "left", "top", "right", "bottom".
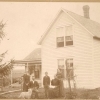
[
  {"left": 43, "top": 76, "right": 50, "bottom": 98},
  {"left": 28, "top": 81, "right": 39, "bottom": 99}
]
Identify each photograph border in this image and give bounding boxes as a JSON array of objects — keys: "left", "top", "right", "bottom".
[{"left": 0, "top": 1, "right": 99, "bottom": 100}]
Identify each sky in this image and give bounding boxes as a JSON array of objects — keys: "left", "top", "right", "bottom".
[{"left": 0, "top": 2, "right": 100, "bottom": 61}]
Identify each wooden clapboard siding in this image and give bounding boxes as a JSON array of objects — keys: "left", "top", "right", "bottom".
[
  {"left": 41, "top": 12, "right": 93, "bottom": 88},
  {"left": 74, "top": 24, "right": 93, "bottom": 89},
  {"left": 93, "top": 39, "right": 100, "bottom": 88}
]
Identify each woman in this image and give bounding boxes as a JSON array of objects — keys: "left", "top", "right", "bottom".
[
  {"left": 57, "top": 67, "right": 65, "bottom": 97},
  {"left": 49, "top": 75, "right": 60, "bottom": 98}
]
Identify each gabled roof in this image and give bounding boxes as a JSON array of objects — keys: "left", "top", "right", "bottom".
[
  {"left": 23, "top": 48, "right": 41, "bottom": 61},
  {"left": 38, "top": 8, "right": 100, "bottom": 45},
  {"left": 63, "top": 9, "right": 100, "bottom": 37}
]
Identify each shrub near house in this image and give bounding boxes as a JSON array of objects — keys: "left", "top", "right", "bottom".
[{"left": 12, "top": 66, "right": 24, "bottom": 83}]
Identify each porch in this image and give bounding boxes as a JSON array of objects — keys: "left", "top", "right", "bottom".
[{"left": 12, "top": 59, "right": 42, "bottom": 85}]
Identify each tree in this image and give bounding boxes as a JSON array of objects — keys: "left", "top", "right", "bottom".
[{"left": 0, "top": 21, "right": 13, "bottom": 77}]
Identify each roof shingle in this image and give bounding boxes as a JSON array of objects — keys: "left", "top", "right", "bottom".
[
  {"left": 63, "top": 9, "right": 100, "bottom": 38},
  {"left": 24, "top": 48, "right": 41, "bottom": 61}
]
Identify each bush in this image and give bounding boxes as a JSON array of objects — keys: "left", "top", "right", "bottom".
[
  {"left": 0, "top": 95, "right": 7, "bottom": 99},
  {"left": 65, "top": 91, "right": 77, "bottom": 99},
  {"left": 73, "top": 88, "right": 100, "bottom": 99},
  {"left": 3, "top": 77, "right": 11, "bottom": 87},
  {"left": 79, "top": 90, "right": 89, "bottom": 99},
  {"left": 12, "top": 77, "right": 22, "bottom": 84},
  {"left": 12, "top": 78, "right": 17, "bottom": 83}
]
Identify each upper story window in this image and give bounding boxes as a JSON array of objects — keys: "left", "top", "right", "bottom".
[
  {"left": 56, "top": 27, "right": 64, "bottom": 47},
  {"left": 65, "top": 26, "right": 73, "bottom": 46},
  {"left": 56, "top": 25, "right": 73, "bottom": 47}
]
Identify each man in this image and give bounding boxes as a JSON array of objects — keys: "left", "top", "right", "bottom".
[
  {"left": 22, "top": 71, "right": 30, "bottom": 92},
  {"left": 43, "top": 72, "right": 50, "bottom": 98},
  {"left": 28, "top": 75, "right": 39, "bottom": 99}
]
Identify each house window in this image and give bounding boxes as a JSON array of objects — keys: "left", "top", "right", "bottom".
[
  {"left": 56, "top": 27, "right": 64, "bottom": 47},
  {"left": 56, "top": 25, "right": 73, "bottom": 47},
  {"left": 34, "top": 65, "right": 41, "bottom": 79},
  {"left": 57, "top": 59, "right": 65, "bottom": 78},
  {"left": 65, "top": 26, "right": 73, "bottom": 46},
  {"left": 57, "top": 58, "right": 74, "bottom": 79},
  {"left": 65, "top": 58, "right": 74, "bottom": 79},
  {"left": 28, "top": 64, "right": 41, "bottom": 79}
]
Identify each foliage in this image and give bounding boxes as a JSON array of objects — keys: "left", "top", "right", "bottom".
[
  {"left": 12, "top": 77, "right": 22, "bottom": 84},
  {"left": 0, "top": 60, "right": 14, "bottom": 76},
  {"left": 0, "top": 21, "right": 6, "bottom": 40},
  {"left": 74, "top": 88, "right": 100, "bottom": 99},
  {"left": 0, "top": 21, "right": 13, "bottom": 77},
  {"left": 3, "top": 77, "right": 11, "bottom": 87}
]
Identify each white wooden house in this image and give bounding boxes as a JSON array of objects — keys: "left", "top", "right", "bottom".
[{"left": 38, "top": 5, "right": 100, "bottom": 89}]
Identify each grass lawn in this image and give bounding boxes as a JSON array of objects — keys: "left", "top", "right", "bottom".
[
  {"left": 75, "top": 88, "right": 100, "bottom": 99},
  {"left": 0, "top": 85, "right": 100, "bottom": 99},
  {"left": 0, "top": 88, "right": 45, "bottom": 99}
]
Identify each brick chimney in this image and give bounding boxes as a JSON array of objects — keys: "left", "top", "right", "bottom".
[{"left": 83, "top": 5, "right": 90, "bottom": 19}]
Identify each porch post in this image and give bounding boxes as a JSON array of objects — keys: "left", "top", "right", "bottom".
[
  {"left": 11, "top": 69, "right": 12, "bottom": 85},
  {"left": 25, "top": 63, "right": 28, "bottom": 72}
]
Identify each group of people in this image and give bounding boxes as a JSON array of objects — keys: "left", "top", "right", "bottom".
[
  {"left": 22, "top": 71, "right": 39, "bottom": 99},
  {"left": 22, "top": 68, "right": 65, "bottom": 99},
  {"left": 43, "top": 71, "right": 65, "bottom": 99}
]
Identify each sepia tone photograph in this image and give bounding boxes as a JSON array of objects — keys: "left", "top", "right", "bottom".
[{"left": 0, "top": 2, "right": 100, "bottom": 99}]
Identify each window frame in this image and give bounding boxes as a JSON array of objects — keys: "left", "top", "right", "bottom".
[
  {"left": 56, "top": 24, "right": 74, "bottom": 48},
  {"left": 34, "top": 64, "right": 41, "bottom": 80},
  {"left": 57, "top": 58, "right": 74, "bottom": 80},
  {"left": 57, "top": 59, "right": 65, "bottom": 78},
  {"left": 56, "top": 36, "right": 64, "bottom": 47},
  {"left": 56, "top": 27, "right": 65, "bottom": 47},
  {"left": 65, "top": 35, "right": 73, "bottom": 46},
  {"left": 29, "top": 64, "right": 41, "bottom": 80},
  {"left": 65, "top": 58, "right": 74, "bottom": 80}
]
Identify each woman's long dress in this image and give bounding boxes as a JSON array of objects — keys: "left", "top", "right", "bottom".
[
  {"left": 59, "top": 79, "right": 65, "bottom": 97},
  {"left": 49, "top": 78, "right": 60, "bottom": 98},
  {"left": 57, "top": 68, "right": 65, "bottom": 97}
]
